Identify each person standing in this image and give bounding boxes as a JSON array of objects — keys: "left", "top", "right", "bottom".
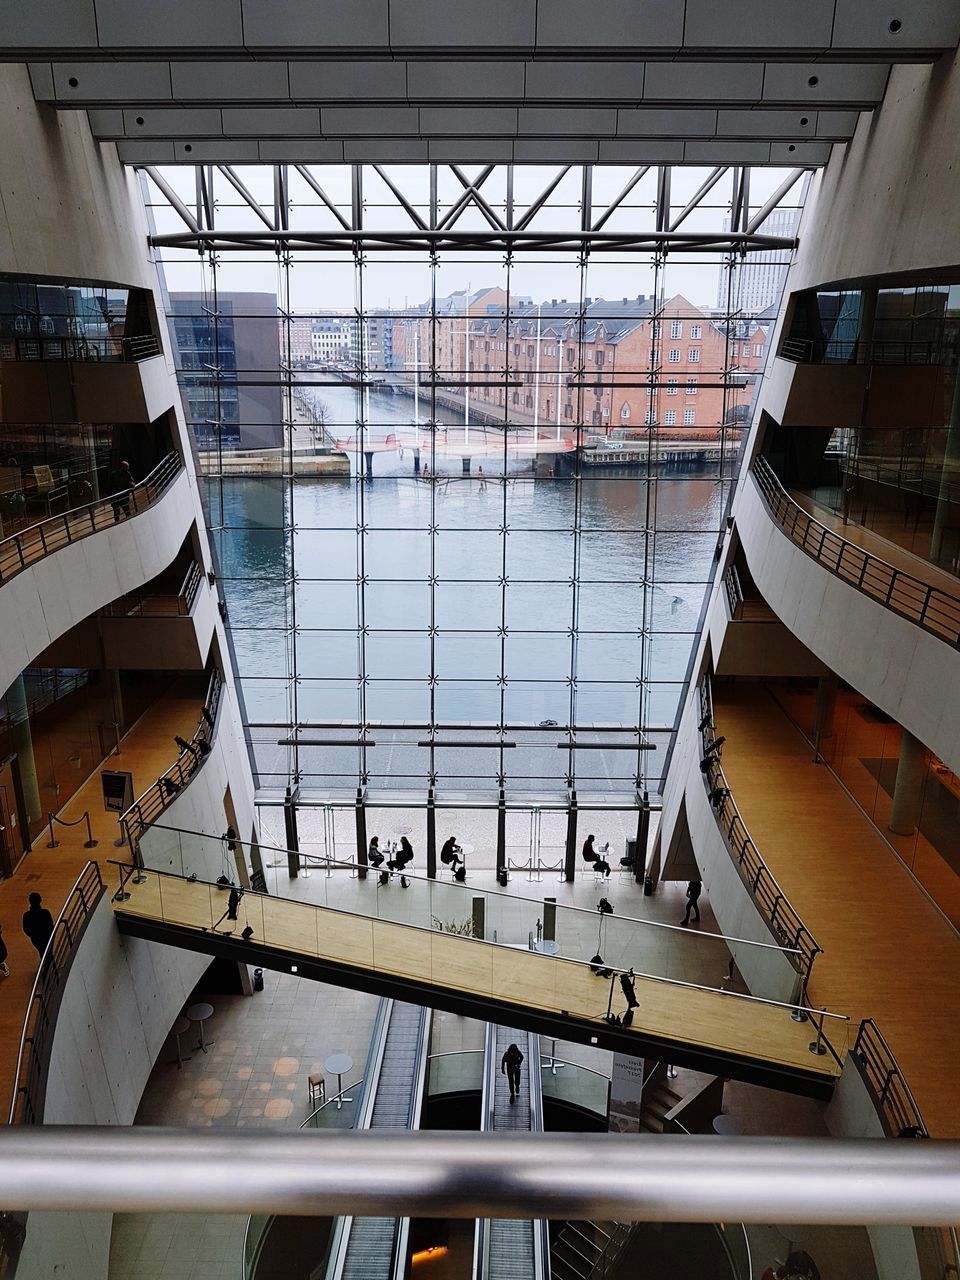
[
  {"left": 681, "top": 879, "right": 702, "bottom": 925},
  {"left": 22, "top": 893, "right": 54, "bottom": 959},
  {"left": 109, "top": 459, "right": 135, "bottom": 522},
  {"left": 501, "top": 1042, "right": 524, "bottom": 1104},
  {"left": 0, "top": 923, "right": 9, "bottom": 978}
]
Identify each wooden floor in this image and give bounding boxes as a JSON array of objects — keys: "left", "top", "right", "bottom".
[
  {"left": 111, "top": 868, "right": 842, "bottom": 1087},
  {"left": 0, "top": 688, "right": 202, "bottom": 1119},
  {"left": 714, "top": 684, "right": 960, "bottom": 1138}
]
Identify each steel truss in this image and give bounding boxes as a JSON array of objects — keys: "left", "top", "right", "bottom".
[{"left": 142, "top": 162, "right": 808, "bottom": 255}]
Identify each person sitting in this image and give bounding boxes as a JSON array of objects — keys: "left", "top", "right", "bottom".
[
  {"left": 440, "top": 836, "right": 463, "bottom": 872},
  {"left": 582, "top": 833, "right": 611, "bottom": 878},
  {"left": 367, "top": 836, "right": 384, "bottom": 868},
  {"left": 387, "top": 836, "right": 413, "bottom": 888}
]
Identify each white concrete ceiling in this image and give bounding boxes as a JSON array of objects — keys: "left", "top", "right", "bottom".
[{"left": 3, "top": 0, "right": 958, "bottom": 165}]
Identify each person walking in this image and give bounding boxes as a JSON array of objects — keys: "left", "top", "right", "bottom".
[
  {"left": 108, "top": 459, "right": 135, "bottom": 522},
  {"left": 501, "top": 1042, "right": 524, "bottom": 1104},
  {"left": 22, "top": 893, "right": 54, "bottom": 959},
  {"left": 0, "top": 924, "right": 9, "bottom": 978},
  {"left": 207, "top": 885, "right": 243, "bottom": 934},
  {"left": 681, "top": 879, "right": 702, "bottom": 925}
]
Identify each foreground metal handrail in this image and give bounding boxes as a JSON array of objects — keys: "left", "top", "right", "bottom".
[
  {"left": 752, "top": 455, "right": 960, "bottom": 649},
  {"left": 0, "top": 451, "right": 183, "bottom": 587},
  {"left": 8, "top": 862, "right": 106, "bottom": 1124},
  {"left": 1, "top": 1130, "right": 959, "bottom": 1223},
  {"left": 854, "top": 1019, "right": 928, "bottom": 1139},
  {"left": 698, "top": 677, "right": 821, "bottom": 984},
  {"left": 120, "top": 667, "right": 223, "bottom": 845}
]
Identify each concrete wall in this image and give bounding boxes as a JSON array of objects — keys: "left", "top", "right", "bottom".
[
  {"left": 708, "top": 589, "right": 827, "bottom": 679},
  {"left": 738, "top": 474, "right": 960, "bottom": 775},
  {"left": 15, "top": 899, "right": 211, "bottom": 1280}
]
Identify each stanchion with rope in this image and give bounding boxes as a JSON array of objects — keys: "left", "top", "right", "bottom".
[{"left": 46, "top": 811, "right": 97, "bottom": 849}]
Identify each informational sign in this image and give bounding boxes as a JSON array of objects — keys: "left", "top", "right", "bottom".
[
  {"left": 608, "top": 1054, "right": 645, "bottom": 1133},
  {"left": 101, "top": 770, "right": 134, "bottom": 814}
]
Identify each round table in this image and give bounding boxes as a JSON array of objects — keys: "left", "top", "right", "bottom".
[
  {"left": 186, "top": 1002, "right": 215, "bottom": 1054},
  {"left": 170, "top": 1016, "right": 191, "bottom": 1069},
  {"left": 324, "top": 1052, "right": 354, "bottom": 1109},
  {"left": 712, "top": 1114, "right": 743, "bottom": 1135}
]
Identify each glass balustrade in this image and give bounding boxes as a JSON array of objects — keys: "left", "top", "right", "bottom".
[
  {"left": 135, "top": 824, "right": 803, "bottom": 1002},
  {"left": 427, "top": 1051, "right": 485, "bottom": 1097},
  {"left": 539, "top": 1059, "right": 611, "bottom": 1120}
]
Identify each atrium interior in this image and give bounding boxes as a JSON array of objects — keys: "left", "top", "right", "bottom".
[{"left": 0, "top": 5, "right": 959, "bottom": 1280}]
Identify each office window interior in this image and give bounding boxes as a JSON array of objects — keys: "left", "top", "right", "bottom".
[
  {"left": 0, "top": 414, "right": 177, "bottom": 541},
  {"left": 0, "top": 276, "right": 158, "bottom": 361}
]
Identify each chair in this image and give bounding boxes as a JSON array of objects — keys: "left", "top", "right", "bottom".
[{"left": 308, "top": 1073, "right": 326, "bottom": 1106}]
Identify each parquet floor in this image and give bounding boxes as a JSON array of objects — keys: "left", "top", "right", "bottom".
[
  {"left": 714, "top": 683, "right": 960, "bottom": 1137},
  {"left": 0, "top": 687, "right": 202, "bottom": 1118}
]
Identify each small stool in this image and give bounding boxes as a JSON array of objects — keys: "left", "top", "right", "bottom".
[
  {"left": 170, "top": 1016, "right": 191, "bottom": 1070},
  {"left": 308, "top": 1073, "right": 326, "bottom": 1106}
]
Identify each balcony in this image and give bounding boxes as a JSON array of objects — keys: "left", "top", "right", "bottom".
[
  {"left": 0, "top": 333, "right": 161, "bottom": 362},
  {"left": 98, "top": 561, "right": 216, "bottom": 672},
  {"left": 0, "top": 451, "right": 182, "bottom": 587}
]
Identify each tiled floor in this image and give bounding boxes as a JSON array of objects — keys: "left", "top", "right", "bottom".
[{"left": 109, "top": 966, "right": 380, "bottom": 1280}]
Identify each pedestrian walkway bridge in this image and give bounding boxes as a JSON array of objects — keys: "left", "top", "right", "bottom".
[{"left": 111, "top": 864, "right": 845, "bottom": 1099}]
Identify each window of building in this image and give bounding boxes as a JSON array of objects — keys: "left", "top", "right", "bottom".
[
  {"left": 730, "top": 342, "right": 738, "bottom": 359},
  {"left": 686, "top": 379, "right": 698, "bottom": 394},
  {"left": 754, "top": 342, "right": 763, "bottom": 357},
  {"left": 645, "top": 409, "right": 657, "bottom": 425},
  {"left": 620, "top": 402, "right": 631, "bottom": 420},
  {"left": 668, "top": 349, "right": 681, "bottom": 363},
  {"left": 670, "top": 319, "right": 682, "bottom": 339},
  {"left": 683, "top": 409, "right": 696, "bottom": 425},
  {"left": 651, "top": 321, "right": 661, "bottom": 339},
  {"left": 649, "top": 347, "right": 660, "bottom": 365},
  {"left": 664, "top": 410, "right": 677, "bottom": 425},
  {"left": 586, "top": 349, "right": 593, "bottom": 360},
  {"left": 688, "top": 347, "right": 701, "bottom": 363},
  {"left": 666, "top": 379, "right": 678, "bottom": 395},
  {"left": 690, "top": 324, "right": 702, "bottom": 339}
]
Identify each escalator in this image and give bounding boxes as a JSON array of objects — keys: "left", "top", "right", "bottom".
[
  {"left": 474, "top": 1022, "right": 550, "bottom": 1280},
  {"left": 324, "top": 999, "right": 431, "bottom": 1280}
]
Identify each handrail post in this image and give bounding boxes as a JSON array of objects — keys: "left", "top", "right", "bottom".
[
  {"left": 809, "top": 1008, "right": 828, "bottom": 1056},
  {"left": 46, "top": 814, "right": 58, "bottom": 849},
  {"left": 83, "top": 811, "right": 97, "bottom": 849}
]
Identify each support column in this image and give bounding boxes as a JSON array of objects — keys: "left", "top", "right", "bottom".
[
  {"left": 355, "top": 787, "right": 368, "bottom": 882},
  {"left": 426, "top": 786, "right": 437, "bottom": 879},
  {"left": 888, "top": 730, "right": 927, "bottom": 837},
  {"left": 813, "top": 673, "right": 839, "bottom": 752},
  {"left": 496, "top": 788, "right": 506, "bottom": 881},
  {"left": 634, "top": 792, "right": 650, "bottom": 886},
  {"left": 283, "top": 786, "right": 300, "bottom": 878},
  {"left": 4, "top": 677, "right": 41, "bottom": 826},
  {"left": 564, "top": 790, "right": 577, "bottom": 883},
  {"left": 930, "top": 357, "right": 960, "bottom": 566}
]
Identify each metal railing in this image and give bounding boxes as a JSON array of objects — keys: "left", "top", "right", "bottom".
[
  {"left": 4, "top": 1128, "right": 960, "bottom": 1223},
  {"left": 778, "top": 336, "right": 956, "bottom": 366},
  {"left": 101, "top": 560, "right": 203, "bottom": 617},
  {"left": 722, "top": 564, "right": 777, "bottom": 622},
  {"left": 120, "top": 667, "right": 223, "bottom": 846},
  {"left": 698, "top": 677, "right": 821, "bottom": 984},
  {"left": 0, "top": 332, "right": 161, "bottom": 361},
  {"left": 8, "top": 861, "right": 107, "bottom": 1126},
  {"left": 753, "top": 455, "right": 960, "bottom": 648},
  {"left": 0, "top": 451, "right": 183, "bottom": 587},
  {"left": 853, "top": 1019, "right": 928, "bottom": 1139}
]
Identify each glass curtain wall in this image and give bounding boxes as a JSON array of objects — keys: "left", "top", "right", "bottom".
[{"left": 146, "top": 165, "right": 800, "bottom": 831}]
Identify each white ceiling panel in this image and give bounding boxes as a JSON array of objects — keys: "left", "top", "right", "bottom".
[
  {"left": 172, "top": 139, "right": 259, "bottom": 162},
  {"left": 222, "top": 108, "right": 322, "bottom": 136},
  {"left": 616, "top": 108, "right": 718, "bottom": 135},
  {"left": 769, "top": 141, "right": 833, "bottom": 163},
  {"left": 407, "top": 61, "right": 525, "bottom": 100},
  {"left": 119, "top": 108, "right": 222, "bottom": 137},
  {"left": 116, "top": 140, "right": 176, "bottom": 164},
  {"left": 524, "top": 62, "right": 647, "bottom": 100},
  {"left": 418, "top": 108, "right": 520, "bottom": 137},
  {"left": 0, "top": 1, "right": 97, "bottom": 48},
  {"left": 52, "top": 61, "right": 173, "bottom": 100},
  {"left": 597, "top": 139, "right": 685, "bottom": 163},
  {"left": 93, "top": 0, "right": 243, "bottom": 47},
  {"left": 258, "top": 140, "right": 345, "bottom": 161},
  {"left": 427, "top": 140, "right": 516, "bottom": 162},
  {"left": 535, "top": 0, "right": 684, "bottom": 49},
  {"left": 831, "top": 0, "right": 960, "bottom": 49},
  {"left": 322, "top": 108, "right": 420, "bottom": 136},
  {"left": 519, "top": 108, "right": 620, "bottom": 137},
  {"left": 343, "top": 140, "right": 429, "bottom": 161},
  {"left": 388, "top": 0, "right": 537, "bottom": 49},
  {"left": 682, "top": 0, "right": 835, "bottom": 49},
  {"left": 240, "top": 0, "right": 390, "bottom": 49},
  {"left": 717, "top": 110, "right": 818, "bottom": 139},
  {"left": 289, "top": 62, "right": 407, "bottom": 100},
  {"left": 761, "top": 63, "right": 890, "bottom": 104},
  {"left": 170, "top": 62, "right": 290, "bottom": 101},
  {"left": 644, "top": 63, "right": 765, "bottom": 101}
]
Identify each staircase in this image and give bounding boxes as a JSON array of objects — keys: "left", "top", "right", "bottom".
[
  {"left": 639, "top": 1076, "right": 682, "bottom": 1134},
  {"left": 551, "top": 1220, "right": 632, "bottom": 1280}
]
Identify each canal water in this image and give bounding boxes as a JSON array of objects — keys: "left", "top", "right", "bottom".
[{"left": 214, "top": 384, "right": 729, "bottom": 794}]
